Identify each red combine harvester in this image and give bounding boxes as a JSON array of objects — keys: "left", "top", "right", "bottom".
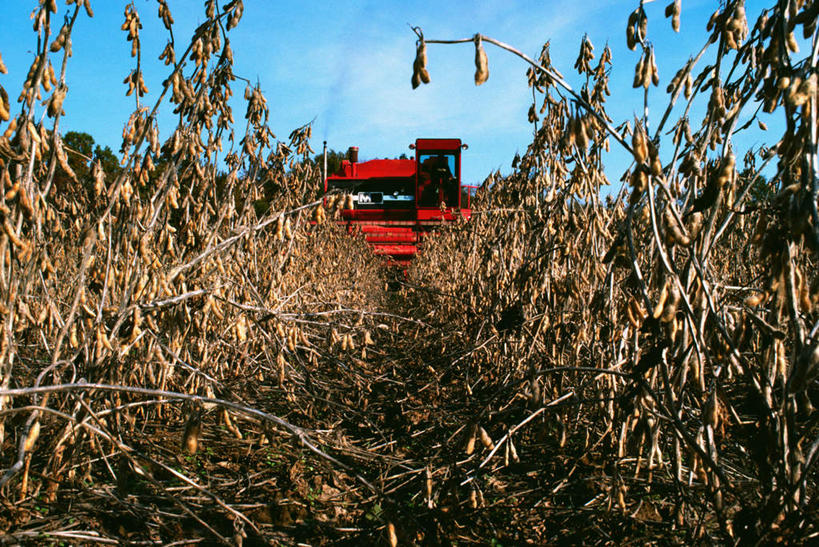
[{"left": 324, "top": 138, "right": 475, "bottom": 265}]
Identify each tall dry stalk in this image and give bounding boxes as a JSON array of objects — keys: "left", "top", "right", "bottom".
[{"left": 409, "top": 0, "right": 818, "bottom": 541}]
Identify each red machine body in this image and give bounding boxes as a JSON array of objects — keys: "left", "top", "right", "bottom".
[{"left": 325, "top": 138, "right": 474, "bottom": 265}]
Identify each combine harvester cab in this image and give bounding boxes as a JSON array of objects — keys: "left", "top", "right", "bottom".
[{"left": 324, "top": 138, "right": 474, "bottom": 265}]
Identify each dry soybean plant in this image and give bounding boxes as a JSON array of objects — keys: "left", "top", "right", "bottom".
[
  {"left": 0, "top": 0, "right": 817, "bottom": 544},
  {"left": 407, "top": 0, "right": 818, "bottom": 543},
  {"left": 0, "top": 0, "right": 405, "bottom": 543}
]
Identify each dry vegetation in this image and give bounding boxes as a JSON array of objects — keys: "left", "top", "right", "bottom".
[{"left": 0, "top": 0, "right": 817, "bottom": 545}]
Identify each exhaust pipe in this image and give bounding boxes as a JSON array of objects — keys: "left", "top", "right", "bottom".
[
  {"left": 322, "top": 140, "right": 328, "bottom": 191},
  {"left": 347, "top": 146, "right": 359, "bottom": 163}
]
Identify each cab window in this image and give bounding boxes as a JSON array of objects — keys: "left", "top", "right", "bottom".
[{"left": 417, "top": 153, "right": 458, "bottom": 207}]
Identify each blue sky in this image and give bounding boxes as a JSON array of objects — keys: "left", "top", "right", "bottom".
[{"left": 1, "top": 1, "right": 774, "bottom": 186}]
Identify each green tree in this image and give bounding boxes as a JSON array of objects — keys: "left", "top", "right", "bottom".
[
  {"left": 63, "top": 131, "right": 122, "bottom": 181},
  {"left": 63, "top": 131, "right": 95, "bottom": 180},
  {"left": 94, "top": 144, "right": 121, "bottom": 179}
]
